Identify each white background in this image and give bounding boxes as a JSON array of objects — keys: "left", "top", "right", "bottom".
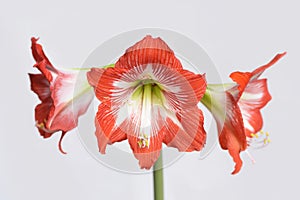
[{"left": 0, "top": 0, "right": 299, "bottom": 199}]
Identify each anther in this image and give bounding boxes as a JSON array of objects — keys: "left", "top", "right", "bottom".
[
  {"left": 137, "top": 134, "right": 150, "bottom": 148},
  {"left": 247, "top": 130, "right": 271, "bottom": 149}
]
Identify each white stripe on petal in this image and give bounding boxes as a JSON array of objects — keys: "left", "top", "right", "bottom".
[{"left": 241, "top": 91, "right": 263, "bottom": 100}]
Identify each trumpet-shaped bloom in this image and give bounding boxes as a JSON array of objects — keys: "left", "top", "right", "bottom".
[
  {"left": 29, "top": 38, "right": 94, "bottom": 153},
  {"left": 87, "top": 36, "right": 207, "bottom": 169},
  {"left": 201, "top": 53, "right": 286, "bottom": 174}
]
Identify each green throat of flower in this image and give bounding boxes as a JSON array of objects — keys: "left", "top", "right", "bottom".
[
  {"left": 130, "top": 82, "right": 166, "bottom": 148},
  {"left": 131, "top": 82, "right": 166, "bottom": 107}
]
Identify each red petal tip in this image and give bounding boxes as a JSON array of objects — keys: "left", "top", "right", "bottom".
[
  {"left": 231, "top": 163, "right": 242, "bottom": 175},
  {"left": 58, "top": 132, "right": 67, "bottom": 154},
  {"left": 270, "top": 52, "right": 287, "bottom": 64},
  {"left": 31, "top": 37, "right": 39, "bottom": 43},
  {"left": 279, "top": 51, "right": 287, "bottom": 56}
]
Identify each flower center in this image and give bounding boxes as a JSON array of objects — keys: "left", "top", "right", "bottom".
[
  {"left": 137, "top": 134, "right": 150, "bottom": 148},
  {"left": 130, "top": 81, "right": 166, "bottom": 148}
]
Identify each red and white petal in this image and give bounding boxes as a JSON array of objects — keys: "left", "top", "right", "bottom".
[
  {"left": 115, "top": 35, "right": 183, "bottom": 70},
  {"left": 34, "top": 99, "right": 54, "bottom": 138},
  {"left": 229, "top": 71, "right": 252, "bottom": 100},
  {"left": 125, "top": 105, "right": 165, "bottom": 169},
  {"left": 31, "top": 38, "right": 58, "bottom": 82},
  {"left": 128, "top": 134, "right": 163, "bottom": 169},
  {"left": 95, "top": 103, "right": 127, "bottom": 153},
  {"left": 29, "top": 73, "right": 54, "bottom": 137},
  {"left": 177, "top": 69, "right": 206, "bottom": 102},
  {"left": 31, "top": 37, "right": 53, "bottom": 66},
  {"left": 29, "top": 73, "right": 51, "bottom": 102},
  {"left": 46, "top": 71, "right": 94, "bottom": 132},
  {"left": 126, "top": 35, "right": 174, "bottom": 53},
  {"left": 163, "top": 108, "right": 206, "bottom": 152},
  {"left": 238, "top": 79, "right": 271, "bottom": 136},
  {"left": 239, "top": 79, "right": 271, "bottom": 109},
  {"left": 100, "top": 100, "right": 165, "bottom": 169},
  {"left": 88, "top": 67, "right": 133, "bottom": 105},
  {"left": 218, "top": 92, "right": 247, "bottom": 175},
  {"left": 240, "top": 109, "right": 263, "bottom": 137},
  {"left": 86, "top": 68, "right": 105, "bottom": 88}
]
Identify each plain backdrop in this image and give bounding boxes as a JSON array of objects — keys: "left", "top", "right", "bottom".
[{"left": 0, "top": 0, "right": 299, "bottom": 200}]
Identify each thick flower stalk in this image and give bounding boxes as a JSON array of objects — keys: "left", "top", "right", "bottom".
[
  {"left": 201, "top": 52, "right": 286, "bottom": 174},
  {"left": 29, "top": 38, "right": 94, "bottom": 153},
  {"left": 87, "top": 36, "right": 207, "bottom": 169}
]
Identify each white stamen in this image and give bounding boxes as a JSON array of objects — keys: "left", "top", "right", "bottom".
[
  {"left": 247, "top": 130, "right": 271, "bottom": 149},
  {"left": 245, "top": 150, "right": 256, "bottom": 164}
]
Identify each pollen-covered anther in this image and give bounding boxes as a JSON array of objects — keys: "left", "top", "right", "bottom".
[
  {"left": 35, "top": 121, "right": 45, "bottom": 128},
  {"left": 137, "top": 134, "right": 150, "bottom": 148},
  {"left": 264, "top": 137, "right": 271, "bottom": 145},
  {"left": 247, "top": 130, "right": 271, "bottom": 149}
]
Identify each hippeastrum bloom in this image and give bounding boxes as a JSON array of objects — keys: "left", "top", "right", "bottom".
[
  {"left": 29, "top": 38, "right": 94, "bottom": 153},
  {"left": 201, "top": 52, "right": 286, "bottom": 174},
  {"left": 87, "top": 36, "right": 207, "bottom": 169}
]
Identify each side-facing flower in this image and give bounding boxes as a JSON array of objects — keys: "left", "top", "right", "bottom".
[
  {"left": 87, "top": 36, "right": 207, "bottom": 169},
  {"left": 29, "top": 38, "right": 94, "bottom": 153},
  {"left": 201, "top": 53, "right": 286, "bottom": 174}
]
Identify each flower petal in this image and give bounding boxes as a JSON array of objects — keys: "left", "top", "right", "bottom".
[
  {"left": 29, "top": 73, "right": 51, "bottom": 102},
  {"left": 240, "top": 79, "right": 271, "bottom": 108},
  {"left": 127, "top": 134, "right": 163, "bottom": 169},
  {"left": 238, "top": 79, "right": 271, "bottom": 136},
  {"left": 31, "top": 37, "right": 58, "bottom": 82},
  {"left": 87, "top": 68, "right": 105, "bottom": 88},
  {"left": 31, "top": 37, "right": 53, "bottom": 65},
  {"left": 163, "top": 108, "right": 206, "bottom": 152},
  {"left": 94, "top": 103, "right": 127, "bottom": 154},
  {"left": 179, "top": 69, "right": 207, "bottom": 102},
  {"left": 229, "top": 71, "right": 252, "bottom": 99},
  {"left": 87, "top": 67, "right": 130, "bottom": 104},
  {"left": 241, "top": 109, "right": 263, "bottom": 138},
  {"left": 227, "top": 143, "right": 243, "bottom": 175},
  {"left": 126, "top": 35, "right": 174, "bottom": 53},
  {"left": 218, "top": 92, "right": 247, "bottom": 175},
  {"left": 115, "top": 35, "right": 183, "bottom": 70},
  {"left": 34, "top": 100, "right": 54, "bottom": 138},
  {"left": 29, "top": 73, "right": 54, "bottom": 137},
  {"left": 251, "top": 52, "right": 286, "bottom": 80},
  {"left": 58, "top": 131, "right": 67, "bottom": 154}
]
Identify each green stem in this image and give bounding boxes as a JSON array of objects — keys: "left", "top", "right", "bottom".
[
  {"left": 201, "top": 90, "right": 212, "bottom": 110},
  {"left": 153, "top": 153, "right": 164, "bottom": 200},
  {"left": 70, "top": 64, "right": 115, "bottom": 70}
]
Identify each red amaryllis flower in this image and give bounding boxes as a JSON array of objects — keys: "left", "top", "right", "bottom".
[
  {"left": 87, "top": 36, "right": 207, "bottom": 169},
  {"left": 201, "top": 53, "right": 286, "bottom": 174},
  {"left": 29, "top": 38, "right": 94, "bottom": 153}
]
